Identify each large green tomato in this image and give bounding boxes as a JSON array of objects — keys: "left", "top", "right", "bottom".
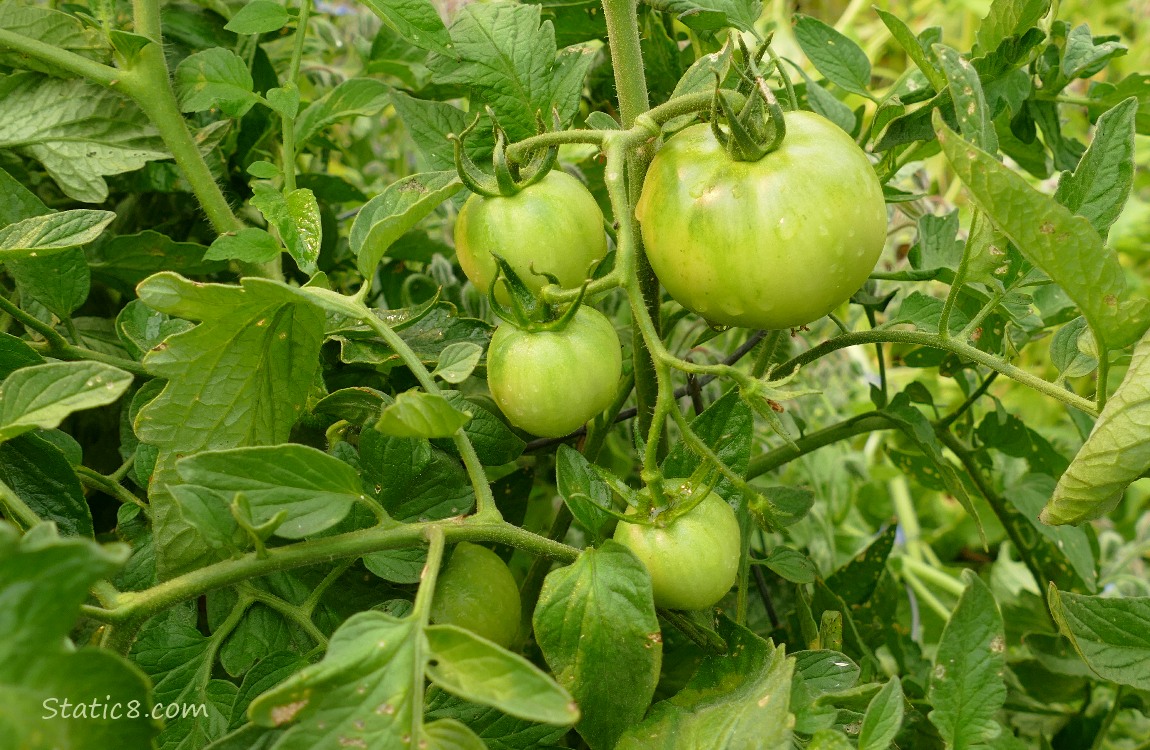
[
  {"left": 454, "top": 170, "right": 608, "bottom": 295},
  {"left": 430, "top": 542, "right": 521, "bottom": 648},
  {"left": 636, "top": 111, "right": 888, "bottom": 330},
  {"left": 613, "top": 489, "right": 741, "bottom": 611},
  {"left": 487, "top": 306, "right": 622, "bottom": 438}
]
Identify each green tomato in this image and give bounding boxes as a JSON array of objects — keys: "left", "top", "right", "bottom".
[
  {"left": 430, "top": 542, "right": 521, "bottom": 648},
  {"left": 487, "top": 306, "right": 622, "bottom": 438},
  {"left": 636, "top": 111, "right": 888, "bottom": 330},
  {"left": 613, "top": 488, "right": 741, "bottom": 611},
  {"left": 454, "top": 170, "right": 608, "bottom": 296}
]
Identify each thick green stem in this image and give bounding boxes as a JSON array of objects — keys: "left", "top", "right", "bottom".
[
  {"left": 0, "top": 476, "right": 40, "bottom": 531},
  {"left": 748, "top": 413, "right": 894, "bottom": 478},
  {"left": 0, "top": 27, "right": 120, "bottom": 85},
  {"left": 76, "top": 466, "right": 147, "bottom": 509},
  {"left": 120, "top": 47, "right": 243, "bottom": 237},
  {"left": 83, "top": 519, "right": 578, "bottom": 629},
  {"left": 600, "top": 0, "right": 650, "bottom": 128},
  {"left": 410, "top": 527, "right": 446, "bottom": 742},
  {"left": 774, "top": 329, "right": 1098, "bottom": 416},
  {"left": 281, "top": 0, "right": 312, "bottom": 193}
]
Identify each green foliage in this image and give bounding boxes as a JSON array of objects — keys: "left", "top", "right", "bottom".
[{"left": 0, "top": 0, "right": 1148, "bottom": 747}]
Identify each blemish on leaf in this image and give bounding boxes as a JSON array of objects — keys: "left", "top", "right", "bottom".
[{"left": 270, "top": 700, "right": 308, "bottom": 725}]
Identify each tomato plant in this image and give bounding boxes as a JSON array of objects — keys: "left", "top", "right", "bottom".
[
  {"left": 487, "top": 306, "right": 623, "bottom": 437},
  {"left": 613, "top": 486, "right": 741, "bottom": 610},
  {"left": 637, "top": 111, "right": 888, "bottom": 330},
  {"left": 1, "top": 0, "right": 1149, "bottom": 748},
  {"left": 430, "top": 541, "right": 522, "bottom": 647}
]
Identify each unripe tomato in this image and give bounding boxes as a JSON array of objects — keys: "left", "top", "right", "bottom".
[
  {"left": 613, "top": 488, "right": 741, "bottom": 610},
  {"left": 486, "top": 306, "right": 622, "bottom": 438},
  {"left": 454, "top": 170, "right": 608, "bottom": 296},
  {"left": 430, "top": 542, "right": 521, "bottom": 648},
  {"left": 637, "top": 111, "right": 888, "bottom": 330}
]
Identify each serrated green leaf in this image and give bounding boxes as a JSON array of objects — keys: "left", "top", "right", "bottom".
[
  {"left": 177, "top": 444, "right": 372, "bottom": 538},
  {"left": 1054, "top": 97, "right": 1138, "bottom": 238},
  {"left": 1047, "top": 585, "right": 1150, "bottom": 690},
  {"left": 0, "top": 210, "right": 115, "bottom": 259},
  {"left": 859, "top": 676, "right": 904, "bottom": 750},
  {"left": 0, "top": 75, "right": 167, "bottom": 203},
  {"left": 359, "top": 0, "right": 453, "bottom": 55},
  {"left": 936, "top": 114, "right": 1150, "bottom": 349},
  {"left": 0, "top": 433, "right": 92, "bottom": 536},
  {"left": 248, "top": 611, "right": 419, "bottom": 747},
  {"left": 295, "top": 78, "right": 392, "bottom": 148},
  {"left": 616, "top": 618, "right": 793, "bottom": 750},
  {"left": 935, "top": 45, "right": 998, "bottom": 153},
  {"left": 555, "top": 445, "right": 618, "bottom": 541},
  {"left": 425, "top": 624, "right": 578, "bottom": 726},
  {"left": 535, "top": 542, "right": 661, "bottom": 749},
  {"left": 351, "top": 171, "right": 463, "bottom": 277},
  {"left": 175, "top": 48, "right": 259, "bottom": 117},
  {"left": 432, "top": 342, "right": 483, "bottom": 384},
  {"left": 1043, "top": 329, "right": 1150, "bottom": 524},
  {"left": 376, "top": 390, "right": 471, "bottom": 438},
  {"left": 793, "top": 15, "right": 873, "bottom": 98},
  {"left": 928, "top": 571, "right": 1006, "bottom": 749},
  {"left": 0, "top": 361, "right": 132, "bottom": 443},
  {"left": 205, "top": 227, "right": 281, "bottom": 264},
  {"left": 973, "top": 0, "right": 1051, "bottom": 56},
  {"left": 135, "top": 273, "right": 325, "bottom": 578},
  {"left": 225, "top": 0, "right": 290, "bottom": 34}
]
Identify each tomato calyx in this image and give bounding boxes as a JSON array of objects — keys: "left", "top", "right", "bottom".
[
  {"left": 710, "top": 34, "right": 788, "bottom": 162},
  {"left": 449, "top": 108, "right": 560, "bottom": 198},
  {"left": 486, "top": 252, "right": 599, "bottom": 334}
]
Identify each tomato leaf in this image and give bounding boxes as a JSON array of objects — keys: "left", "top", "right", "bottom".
[
  {"left": 535, "top": 542, "right": 662, "bottom": 749},
  {"left": 358, "top": 0, "right": 454, "bottom": 56},
  {"left": 858, "top": 677, "right": 904, "bottom": 750},
  {"left": 432, "top": 342, "right": 483, "bottom": 384},
  {"left": 424, "top": 624, "right": 578, "bottom": 726},
  {"left": 294, "top": 78, "right": 393, "bottom": 148},
  {"left": 927, "top": 571, "right": 1007, "bottom": 748},
  {"left": 793, "top": 15, "right": 873, "bottom": 98},
  {"left": 0, "top": 361, "right": 132, "bottom": 443},
  {"left": 1043, "top": 330, "right": 1150, "bottom": 524},
  {"left": 375, "top": 390, "right": 471, "bottom": 439},
  {"left": 0, "top": 209, "right": 115, "bottom": 260},
  {"left": 1053, "top": 97, "right": 1138, "bottom": 239},
  {"left": 176, "top": 444, "right": 374, "bottom": 539},
  {"left": 174, "top": 48, "right": 260, "bottom": 117},
  {"left": 351, "top": 171, "right": 464, "bottom": 278},
  {"left": 615, "top": 617, "right": 793, "bottom": 750},
  {"left": 935, "top": 112, "right": 1150, "bottom": 349},
  {"left": 1047, "top": 584, "right": 1150, "bottom": 690},
  {"left": 224, "top": 0, "right": 290, "bottom": 34}
]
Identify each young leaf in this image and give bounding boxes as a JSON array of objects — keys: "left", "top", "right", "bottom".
[
  {"left": 934, "top": 45, "right": 998, "bottom": 153},
  {"left": 760, "top": 546, "right": 817, "bottom": 584},
  {"left": 1043, "top": 329, "right": 1150, "bottom": 525},
  {"left": 793, "top": 15, "right": 873, "bottom": 98},
  {"left": 615, "top": 618, "right": 793, "bottom": 750},
  {"left": 644, "top": 0, "right": 762, "bottom": 33},
  {"left": 251, "top": 185, "right": 322, "bottom": 275},
  {"left": 1047, "top": 585, "right": 1150, "bottom": 690},
  {"left": 936, "top": 113, "right": 1150, "bottom": 349},
  {"left": 555, "top": 445, "right": 617, "bottom": 540},
  {"left": 351, "top": 171, "right": 464, "bottom": 278},
  {"left": 0, "top": 75, "right": 167, "bottom": 203},
  {"left": 294, "top": 79, "right": 393, "bottom": 148},
  {"left": 0, "top": 433, "right": 93, "bottom": 537},
  {"left": 176, "top": 445, "right": 372, "bottom": 539},
  {"left": 175, "top": 48, "right": 260, "bottom": 117},
  {"left": 973, "top": 0, "right": 1051, "bottom": 56},
  {"left": 927, "top": 571, "right": 1007, "bottom": 748},
  {"left": 424, "top": 624, "right": 579, "bottom": 726},
  {"left": 0, "top": 361, "right": 132, "bottom": 443},
  {"left": 5, "top": 249, "right": 89, "bottom": 319},
  {"left": 205, "top": 227, "right": 282, "bottom": 264},
  {"left": 1054, "top": 97, "right": 1138, "bottom": 238},
  {"left": 858, "top": 676, "right": 904, "bottom": 750},
  {"left": 534, "top": 542, "right": 661, "bottom": 749},
  {"left": 874, "top": 9, "right": 945, "bottom": 90},
  {"left": 0, "top": 210, "right": 115, "bottom": 260},
  {"left": 224, "top": 0, "right": 290, "bottom": 34},
  {"left": 432, "top": 342, "right": 483, "bottom": 383},
  {"left": 359, "top": 0, "right": 454, "bottom": 56},
  {"left": 435, "top": 392, "right": 525, "bottom": 465},
  {"left": 375, "top": 391, "right": 471, "bottom": 438}
]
